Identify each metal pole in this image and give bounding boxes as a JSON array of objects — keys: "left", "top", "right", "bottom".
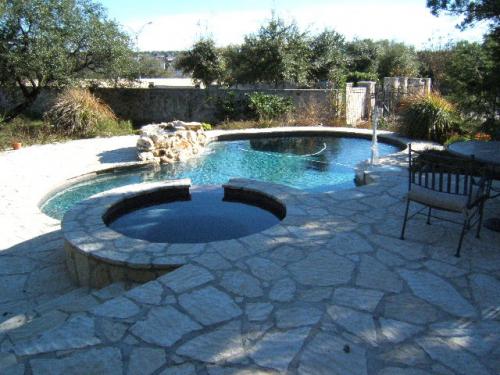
[{"left": 371, "top": 106, "right": 380, "bottom": 165}]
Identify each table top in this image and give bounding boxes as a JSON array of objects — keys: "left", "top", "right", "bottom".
[{"left": 448, "top": 141, "right": 500, "bottom": 166}]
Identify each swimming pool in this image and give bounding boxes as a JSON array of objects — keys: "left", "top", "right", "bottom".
[{"left": 42, "top": 136, "right": 401, "bottom": 219}]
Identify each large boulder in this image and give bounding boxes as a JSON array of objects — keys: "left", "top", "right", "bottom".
[
  {"left": 136, "top": 121, "right": 208, "bottom": 164},
  {"left": 171, "top": 120, "right": 204, "bottom": 131},
  {"left": 137, "top": 136, "right": 155, "bottom": 152}
]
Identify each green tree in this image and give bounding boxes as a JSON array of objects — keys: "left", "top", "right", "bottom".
[
  {"left": 308, "top": 30, "right": 347, "bottom": 88},
  {"left": 346, "top": 38, "right": 382, "bottom": 75},
  {"left": 227, "top": 17, "right": 310, "bottom": 87},
  {"left": 443, "top": 35, "right": 499, "bottom": 121},
  {"left": 418, "top": 49, "right": 452, "bottom": 92},
  {"left": 220, "top": 45, "right": 240, "bottom": 87},
  {"left": 427, "top": 0, "right": 499, "bottom": 30},
  {"left": 174, "top": 38, "right": 223, "bottom": 87},
  {"left": 427, "top": 0, "right": 499, "bottom": 135},
  {"left": 0, "top": 0, "right": 135, "bottom": 122},
  {"left": 377, "top": 41, "right": 420, "bottom": 78},
  {"left": 137, "top": 54, "right": 171, "bottom": 78}
]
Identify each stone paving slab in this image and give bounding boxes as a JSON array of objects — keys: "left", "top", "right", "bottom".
[
  {"left": 1, "top": 128, "right": 499, "bottom": 374},
  {"left": 0, "top": 136, "right": 139, "bottom": 322}
]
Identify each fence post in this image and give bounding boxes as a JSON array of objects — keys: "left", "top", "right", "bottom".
[
  {"left": 357, "top": 81, "right": 376, "bottom": 119},
  {"left": 345, "top": 83, "right": 354, "bottom": 126},
  {"left": 424, "top": 78, "right": 432, "bottom": 95}
]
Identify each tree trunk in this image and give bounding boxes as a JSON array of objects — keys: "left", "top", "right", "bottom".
[{"left": 2, "top": 86, "right": 41, "bottom": 123}]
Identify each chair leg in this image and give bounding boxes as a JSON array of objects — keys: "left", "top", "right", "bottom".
[
  {"left": 455, "top": 216, "right": 469, "bottom": 257},
  {"left": 400, "top": 199, "right": 411, "bottom": 240},
  {"left": 476, "top": 202, "right": 485, "bottom": 239},
  {"left": 427, "top": 207, "right": 432, "bottom": 225}
]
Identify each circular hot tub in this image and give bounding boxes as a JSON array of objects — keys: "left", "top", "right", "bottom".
[
  {"left": 62, "top": 179, "right": 288, "bottom": 287},
  {"left": 106, "top": 186, "right": 285, "bottom": 243}
]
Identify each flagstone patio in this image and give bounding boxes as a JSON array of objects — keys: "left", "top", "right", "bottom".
[{"left": 0, "top": 128, "right": 499, "bottom": 375}]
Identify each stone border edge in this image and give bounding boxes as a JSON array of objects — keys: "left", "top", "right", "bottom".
[{"left": 62, "top": 178, "right": 292, "bottom": 288}]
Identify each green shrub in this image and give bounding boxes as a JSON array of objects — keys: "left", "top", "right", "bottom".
[
  {"left": 248, "top": 92, "right": 294, "bottom": 121},
  {"left": 211, "top": 91, "right": 253, "bottom": 122},
  {"left": 479, "top": 118, "right": 500, "bottom": 140},
  {"left": 0, "top": 111, "right": 134, "bottom": 150},
  {"left": 444, "top": 133, "right": 471, "bottom": 146},
  {"left": 201, "top": 123, "right": 212, "bottom": 131},
  {"left": 399, "top": 92, "right": 459, "bottom": 143},
  {"left": 89, "top": 119, "right": 134, "bottom": 137},
  {"left": 0, "top": 116, "right": 66, "bottom": 150},
  {"left": 377, "top": 116, "right": 391, "bottom": 130},
  {"left": 45, "top": 88, "right": 117, "bottom": 136},
  {"left": 345, "top": 71, "right": 379, "bottom": 85}
]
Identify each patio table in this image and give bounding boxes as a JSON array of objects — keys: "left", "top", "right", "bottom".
[{"left": 448, "top": 141, "right": 500, "bottom": 232}]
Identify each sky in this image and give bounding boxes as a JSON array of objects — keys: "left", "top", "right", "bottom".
[{"left": 98, "top": 0, "right": 488, "bottom": 51}]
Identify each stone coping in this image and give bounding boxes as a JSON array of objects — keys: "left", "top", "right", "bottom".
[
  {"left": 62, "top": 178, "right": 297, "bottom": 287},
  {"left": 38, "top": 161, "right": 155, "bottom": 209}
]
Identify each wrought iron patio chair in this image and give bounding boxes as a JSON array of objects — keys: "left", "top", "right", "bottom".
[
  {"left": 400, "top": 144, "right": 492, "bottom": 257},
  {"left": 486, "top": 166, "right": 500, "bottom": 199}
]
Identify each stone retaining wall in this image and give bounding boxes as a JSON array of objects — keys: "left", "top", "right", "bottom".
[
  {"left": 0, "top": 77, "right": 430, "bottom": 126},
  {"left": 0, "top": 87, "right": 341, "bottom": 126}
]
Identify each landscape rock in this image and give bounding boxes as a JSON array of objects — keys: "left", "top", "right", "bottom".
[{"left": 136, "top": 121, "right": 207, "bottom": 164}]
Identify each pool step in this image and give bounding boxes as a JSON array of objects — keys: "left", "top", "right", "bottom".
[{"left": 0, "top": 281, "right": 134, "bottom": 348}]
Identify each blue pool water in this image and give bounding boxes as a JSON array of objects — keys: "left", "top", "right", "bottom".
[
  {"left": 108, "top": 187, "right": 282, "bottom": 243},
  {"left": 42, "top": 136, "right": 400, "bottom": 219}
]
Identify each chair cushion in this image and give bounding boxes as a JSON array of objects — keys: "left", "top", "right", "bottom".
[{"left": 407, "top": 185, "right": 469, "bottom": 213}]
